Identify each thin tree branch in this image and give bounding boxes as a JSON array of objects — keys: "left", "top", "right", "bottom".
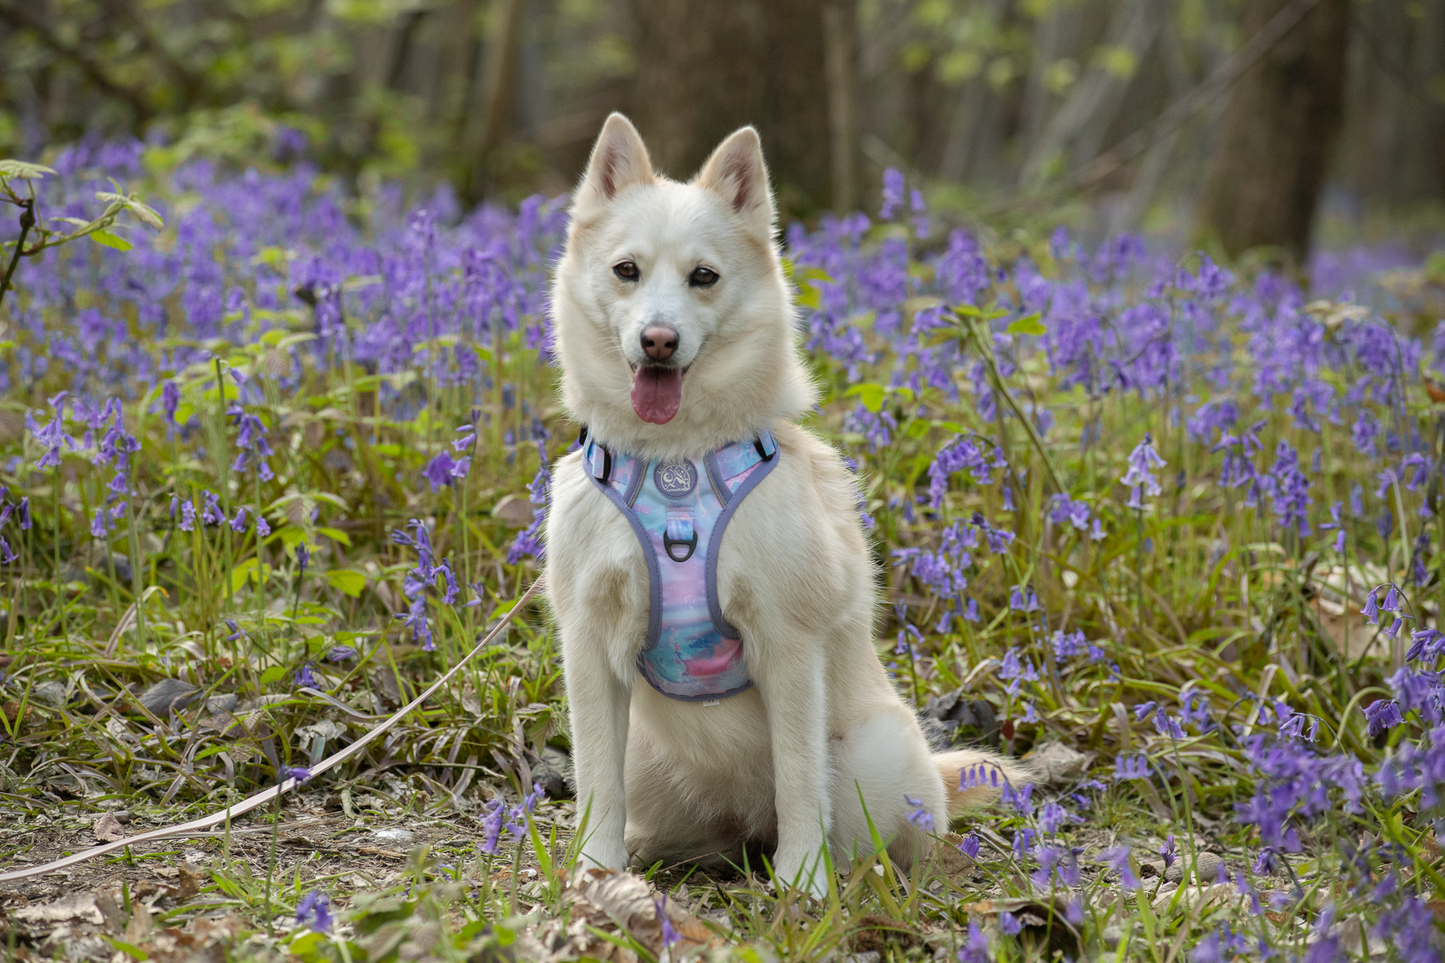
[{"left": 1072, "top": 0, "right": 1326, "bottom": 191}]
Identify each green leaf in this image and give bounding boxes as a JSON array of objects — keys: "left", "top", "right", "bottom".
[
  {"left": 845, "top": 383, "right": 887, "bottom": 413},
  {"left": 0, "top": 160, "right": 56, "bottom": 180},
  {"left": 90, "top": 230, "right": 132, "bottom": 252},
  {"left": 259, "top": 665, "right": 288, "bottom": 686},
  {"left": 316, "top": 526, "right": 351, "bottom": 547},
  {"left": 326, "top": 569, "right": 367, "bottom": 598},
  {"left": 1007, "top": 313, "right": 1046, "bottom": 336}
]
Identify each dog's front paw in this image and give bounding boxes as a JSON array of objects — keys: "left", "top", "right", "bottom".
[
  {"left": 577, "top": 840, "right": 630, "bottom": 874},
  {"left": 772, "top": 846, "right": 830, "bottom": 899}
]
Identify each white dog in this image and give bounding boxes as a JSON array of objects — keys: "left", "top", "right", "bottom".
[{"left": 544, "top": 114, "right": 1019, "bottom": 894}]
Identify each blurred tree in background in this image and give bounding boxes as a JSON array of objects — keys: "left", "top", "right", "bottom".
[{"left": 0, "top": 0, "right": 1443, "bottom": 255}]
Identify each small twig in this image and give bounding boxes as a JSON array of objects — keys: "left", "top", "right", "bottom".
[
  {"left": 0, "top": 198, "right": 35, "bottom": 312},
  {"left": 962, "top": 313, "right": 1067, "bottom": 496}
]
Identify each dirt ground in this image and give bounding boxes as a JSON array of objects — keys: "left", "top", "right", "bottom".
[{"left": 0, "top": 788, "right": 549, "bottom": 961}]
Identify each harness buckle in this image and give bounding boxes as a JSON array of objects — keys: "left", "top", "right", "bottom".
[{"left": 754, "top": 431, "right": 777, "bottom": 462}]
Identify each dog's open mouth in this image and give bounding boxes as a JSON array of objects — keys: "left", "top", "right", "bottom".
[{"left": 630, "top": 364, "right": 683, "bottom": 424}]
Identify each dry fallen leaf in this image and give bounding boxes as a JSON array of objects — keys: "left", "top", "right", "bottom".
[
  {"left": 93, "top": 811, "right": 126, "bottom": 842},
  {"left": 516, "top": 869, "right": 719, "bottom": 963},
  {"left": 171, "top": 864, "right": 203, "bottom": 902},
  {"left": 15, "top": 893, "right": 104, "bottom": 924}
]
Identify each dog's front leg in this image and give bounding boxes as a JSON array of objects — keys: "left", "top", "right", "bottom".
[
  {"left": 566, "top": 638, "right": 632, "bottom": 873},
  {"left": 754, "top": 643, "right": 831, "bottom": 897}
]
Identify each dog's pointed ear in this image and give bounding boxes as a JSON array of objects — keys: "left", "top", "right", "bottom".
[
  {"left": 695, "top": 126, "right": 775, "bottom": 239},
  {"left": 575, "top": 113, "right": 654, "bottom": 217}
]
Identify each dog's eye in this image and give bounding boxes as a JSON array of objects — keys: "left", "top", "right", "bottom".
[
  {"left": 614, "top": 261, "right": 640, "bottom": 282},
  {"left": 688, "top": 266, "right": 719, "bottom": 288}
]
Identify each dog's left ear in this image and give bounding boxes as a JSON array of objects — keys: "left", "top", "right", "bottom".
[{"left": 695, "top": 127, "right": 775, "bottom": 240}]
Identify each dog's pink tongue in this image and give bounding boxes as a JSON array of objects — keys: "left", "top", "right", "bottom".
[{"left": 631, "top": 367, "right": 682, "bottom": 424}]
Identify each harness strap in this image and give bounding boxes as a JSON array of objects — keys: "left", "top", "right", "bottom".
[{"left": 582, "top": 426, "right": 780, "bottom": 702}]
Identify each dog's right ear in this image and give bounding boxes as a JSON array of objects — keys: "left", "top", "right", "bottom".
[{"left": 574, "top": 113, "right": 654, "bottom": 218}]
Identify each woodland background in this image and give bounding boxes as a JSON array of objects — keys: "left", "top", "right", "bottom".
[{"left": 0, "top": 0, "right": 1440, "bottom": 260}]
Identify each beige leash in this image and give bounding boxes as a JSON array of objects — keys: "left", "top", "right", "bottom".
[{"left": 0, "top": 577, "right": 544, "bottom": 883}]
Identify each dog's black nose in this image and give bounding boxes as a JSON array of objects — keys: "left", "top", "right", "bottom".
[{"left": 641, "top": 325, "right": 679, "bottom": 361}]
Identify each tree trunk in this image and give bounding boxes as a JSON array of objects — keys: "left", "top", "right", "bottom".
[
  {"left": 629, "top": 0, "right": 832, "bottom": 218},
  {"left": 460, "top": 0, "right": 526, "bottom": 203},
  {"left": 822, "top": 0, "right": 857, "bottom": 213},
  {"left": 1197, "top": 0, "right": 1350, "bottom": 263}
]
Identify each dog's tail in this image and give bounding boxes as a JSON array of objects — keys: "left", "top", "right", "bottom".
[{"left": 934, "top": 749, "right": 1032, "bottom": 818}]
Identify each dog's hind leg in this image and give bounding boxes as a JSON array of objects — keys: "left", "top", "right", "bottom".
[{"left": 826, "top": 703, "right": 948, "bottom": 871}]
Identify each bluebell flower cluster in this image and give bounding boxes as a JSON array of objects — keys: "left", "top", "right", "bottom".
[{"left": 480, "top": 781, "right": 542, "bottom": 855}]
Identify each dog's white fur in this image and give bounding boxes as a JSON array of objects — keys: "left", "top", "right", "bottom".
[{"left": 545, "top": 114, "right": 1019, "bottom": 894}]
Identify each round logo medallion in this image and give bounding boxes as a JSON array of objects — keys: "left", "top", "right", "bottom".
[{"left": 654, "top": 460, "right": 698, "bottom": 498}]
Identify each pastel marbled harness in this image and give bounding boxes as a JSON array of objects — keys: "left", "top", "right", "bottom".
[{"left": 581, "top": 427, "right": 779, "bottom": 701}]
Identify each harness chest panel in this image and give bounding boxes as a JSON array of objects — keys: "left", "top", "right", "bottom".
[{"left": 583, "top": 429, "right": 779, "bottom": 701}]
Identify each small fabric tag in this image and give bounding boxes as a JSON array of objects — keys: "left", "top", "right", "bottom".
[
  {"left": 703, "top": 700, "right": 721, "bottom": 707},
  {"left": 665, "top": 511, "right": 694, "bottom": 543}
]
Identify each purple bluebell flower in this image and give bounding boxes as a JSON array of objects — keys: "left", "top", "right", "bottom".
[
  {"left": 179, "top": 499, "right": 196, "bottom": 532},
  {"left": 295, "top": 890, "right": 331, "bottom": 933},
  {"left": 279, "top": 765, "right": 312, "bottom": 784},
  {"left": 297, "top": 543, "right": 310, "bottom": 572},
  {"left": 1122, "top": 433, "right": 1165, "bottom": 499},
  {"left": 904, "top": 794, "right": 934, "bottom": 833},
  {"left": 1407, "top": 628, "right": 1445, "bottom": 663},
  {"left": 1363, "top": 699, "right": 1404, "bottom": 737},
  {"left": 879, "top": 168, "right": 904, "bottom": 219},
  {"left": 1098, "top": 845, "right": 1140, "bottom": 889},
  {"left": 654, "top": 895, "right": 681, "bottom": 949},
  {"left": 294, "top": 663, "right": 321, "bottom": 688},
  {"left": 1362, "top": 590, "right": 1380, "bottom": 625},
  {"left": 997, "top": 911, "right": 1021, "bottom": 936},
  {"left": 1320, "top": 501, "right": 1345, "bottom": 552},
  {"left": 957, "top": 834, "right": 981, "bottom": 859},
  {"left": 1114, "top": 754, "right": 1150, "bottom": 780},
  {"left": 224, "top": 618, "right": 246, "bottom": 642},
  {"left": 1040, "top": 801, "right": 1074, "bottom": 834},
  {"left": 201, "top": 490, "right": 225, "bottom": 526},
  {"left": 161, "top": 381, "right": 181, "bottom": 424},
  {"left": 396, "top": 597, "right": 434, "bottom": 651},
  {"left": 480, "top": 799, "right": 506, "bottom": 854},
  {"left": 843, "top": 403, "right": 897, "bottom": 453},
  {"left": 1000, "top": 781, "right": 1034, "bottom": 816},
  {"left": 998, "top": 647, "right": 1039, "bottom": 696},
  {"left": 256, "top": 516, "right": 271, "bottom": 537},
  {"left": 928, "top": 433, "right": 997, "bottom": 508},
  {"left": 1158, "top": 835, "right": 1176, "bottom": 870},
  {"left": 1373, "top": 896, "right": 1439, "bottom": 963},
  {"left": 0, "top": 537, "right": 16, "bottom": 565},
  {"left": 422, "top": 450, "right": 458, "bottom": 492},
  {"left": 956, "top": 922, "right": 990, "bottom": 963},
  {"left": 229, "top": 507, "right": 248, "bottom": 532},
  {"left": 909, "top": 188, "right": 928, "bottom": 237},
  {"left": 328, "top": 645, "right": 357, "bottom": 662}
]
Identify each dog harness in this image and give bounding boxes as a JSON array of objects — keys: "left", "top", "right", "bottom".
[{"left": 581, "top": 426, "right": 780, "bottom": 702}]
